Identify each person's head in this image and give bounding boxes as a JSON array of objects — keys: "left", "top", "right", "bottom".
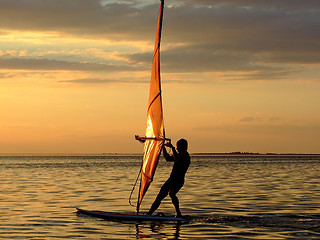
[{"left": 176, "top": 138, "right": 188, "bottom": 152}]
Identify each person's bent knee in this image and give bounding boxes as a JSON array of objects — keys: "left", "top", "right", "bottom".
[
  {"left": 169, "top": 191, "right": 177, "bottom": 199},
  {"left": 157, "top": 188, "right": 169, "bottom": 200}
]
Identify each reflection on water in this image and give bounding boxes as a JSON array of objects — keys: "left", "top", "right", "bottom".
[{"left": 0, "top": 154, "right": 319, "bottom": 239}]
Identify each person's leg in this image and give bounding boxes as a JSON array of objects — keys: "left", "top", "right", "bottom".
[
  {"left": 169, "top": 192, "right": 182, "bottom": 217},
  {"left": 148, "top": 181, "right": 169, "bottom": 215},
  {"left": 169, "top": 181, "right": 184, "bottom": 217}
]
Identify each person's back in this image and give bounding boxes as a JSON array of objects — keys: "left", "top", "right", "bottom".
[{"left": 168, "top": 150, "right": 190, "bottom": 181}]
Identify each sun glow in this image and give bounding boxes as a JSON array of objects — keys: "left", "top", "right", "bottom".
[{"left": 1, "top": 1, "right": 320, "bottom": 154}]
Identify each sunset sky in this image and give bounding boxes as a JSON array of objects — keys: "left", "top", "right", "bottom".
[{"left": 1, "top": 0, "right": 319, "bottom": 154}]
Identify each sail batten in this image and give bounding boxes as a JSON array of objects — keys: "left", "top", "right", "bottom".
[
  {"left": 148, "top": 92, "right": 161, "bottom": 111},
  {"left": 136, "top": 0, "right": 165, "bottom": 214}
]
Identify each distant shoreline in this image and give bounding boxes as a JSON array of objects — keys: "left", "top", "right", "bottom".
[
  {"left": 192, "top": 152, "right": 320, "bottom": 156},
  {"left": 0, "top": 152, "right": 319, "bottom": 156}
]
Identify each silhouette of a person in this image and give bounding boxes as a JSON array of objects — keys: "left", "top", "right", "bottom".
[{"left": 148, "top": 138, "right": 190, "bottom": 218}]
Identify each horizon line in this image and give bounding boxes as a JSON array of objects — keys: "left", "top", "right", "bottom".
[{"left": 0, "top": 152, "right": 319, "bottom": 156}]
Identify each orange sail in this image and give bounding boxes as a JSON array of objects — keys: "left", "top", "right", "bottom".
[{"left": 136, "top": 0, "right": 165, "bottom": 214}]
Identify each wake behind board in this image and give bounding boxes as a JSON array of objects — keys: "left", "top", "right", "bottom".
[{"left": 76, "top": 208, "right": 184, "bottom": 222}]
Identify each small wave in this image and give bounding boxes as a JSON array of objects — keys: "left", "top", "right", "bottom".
[{"left": 201, "top": 213, "right": 320, "bottom": 233}]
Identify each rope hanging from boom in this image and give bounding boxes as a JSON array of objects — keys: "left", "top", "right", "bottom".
[{"left": 129, "top": 164, "right": 142, "bottom": 207}]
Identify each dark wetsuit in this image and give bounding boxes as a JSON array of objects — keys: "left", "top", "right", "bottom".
[
  {"left": 148, "top": 147, "right": 190, "bottom": 216},
  {"left": 161, "top": 151, "right": 190, "bottom": 194}
]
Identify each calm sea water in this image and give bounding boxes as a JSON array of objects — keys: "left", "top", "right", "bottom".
[{"left": 0, "top": 154, "right": 319, "bottom": 239}]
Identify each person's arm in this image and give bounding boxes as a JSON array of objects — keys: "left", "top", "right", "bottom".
[
  {"left": 163, "top": 142, "right": 175, "bottom": 162},
  {"left": 171, "top": 147, "right": 179, "bottom": 161}
]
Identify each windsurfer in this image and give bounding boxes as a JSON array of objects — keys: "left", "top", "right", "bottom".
[{"left": 147, "top": 138, "right": 190, "bottom": 218}]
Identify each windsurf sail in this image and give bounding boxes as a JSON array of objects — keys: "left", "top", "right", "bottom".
[{"left": 134, "top": 0, "right": 166, "bottom": 214}]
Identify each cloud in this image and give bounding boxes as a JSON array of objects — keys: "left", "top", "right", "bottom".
[
  {"left": 0, "top": 0, "right": 319, "bottom": 80},
  {"left": 221, "top": 68, "right": 303, "bottom": 81},
  {"left": 0, "top": 0, "right": 158, "bottom": 40},
  {"left": 239, "top": 117, "right": 257, "bottom": 123},
  {"left": 126, "top": 45, "right": 302, "bottom": 80},
  {"left": 186, "top": 0, "right": 320, "bottom": 9},
  {"left": 59, "top": 78, "right": 148, "bottom": 84},
  {"left": 238, "top": 115, "right": 281, "bottom": 123},
  {"left": 1, "top": 0, "right": 319, "bottom": 50},
  {"left": 128, "top": 47, "right": 261, "bottom": 73},
  {"left": 0, "top": 57, "right": 139, "bottom": 72},
  {"left": 238, "top": 115, "right": 281, "bottom": 124},
  {"left": 59, "top": 78, "right": 119, "bottom": 84},
  {"left": 129, "top": 1, "right": 319, "bottom": 75},
  {"left": 194, "top": 122, "right": 320, "bottom": 136},
  {"left": 0, "top": 30, "right": 8, "bottom": 35}
]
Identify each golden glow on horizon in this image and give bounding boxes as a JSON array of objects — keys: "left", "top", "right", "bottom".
[{"left": 1, "top": 1, "right": 320, "bottom": 154}]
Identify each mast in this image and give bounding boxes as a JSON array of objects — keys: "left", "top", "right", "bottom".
[{"left": 136, "top": 0, "right": 165, "bottom": 214}]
